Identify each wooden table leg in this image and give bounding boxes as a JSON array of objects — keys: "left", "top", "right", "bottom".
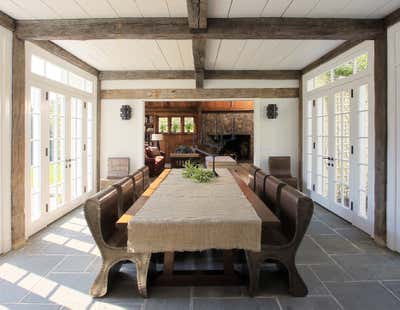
[
  {"left": 163, "top": 252, "right": 175, "bottom": 277},
  {"left": 223, "top": 250, "right": 234, "bottom": 275}
]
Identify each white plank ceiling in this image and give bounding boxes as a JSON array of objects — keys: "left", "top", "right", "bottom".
[
  {"left": 0, "top": 0, "right": 398, "bottom": 19},
  {"left": 1, "top": 0, "right": 398, "bottom": 72}
]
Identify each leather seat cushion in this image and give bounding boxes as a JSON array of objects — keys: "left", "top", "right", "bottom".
[{"left": 261, "top": 225, "right": 289, "bottom": 247}]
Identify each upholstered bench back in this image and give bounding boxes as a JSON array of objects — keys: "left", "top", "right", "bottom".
[{"left": 113, "top": 177, "right": 135, "bottom": 217}]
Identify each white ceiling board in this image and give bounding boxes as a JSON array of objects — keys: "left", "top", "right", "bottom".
[
  {"left": 177, "top": 40, "right": 195, "bottom": 69},
  {"left": 260, "top": 0, "right": 293, "bottom": 17},
  {"left": 75, "top": 0, "right": 118, "bottom": 18},
  {"left": 282, "top": 0, "right": 321, "bottom": 17},
  {"left": 336, "top": 0, "right": 393, "bottom": 18},
  {"left": 53, "top": 39, "right": 194, "bottom": 71},
  {"left": 165, "top": 0, "right": 188, "bottom": 17},
  {"left": 233, "top": 40, "right": 264, "bottom": 69},
  {"left": 213, "top": 40, "right": 247, "bottom": 69},
  {"left": 207, "top": 0, "right": 232, "bottom": 18},
  {"left": 135, "top": 0, "right": 169, "bottom": 17},
  {"left": 107, "top": 0, "right": 142, "bottom": 17},
  {"left": 205, "top": 40, "right": 222, "bottom": 69},
  {"left": 11, "top": 0, "right": 60, "bottom": 19},
  {"left": 259, "top": 40, "right": 303, "bottom": 68},
  {"left": 228, "top": 0, "right": 269, "bottom": 17},
  {"left": 41, "top": 0, "right": 89, "bottom": 18},
  {"left": 0, "top": 0, "right": 33, "bottom": 19},
  {"left": 307, "top": 0, "right": 352, "bottom": 18},
  {"left": 371, "top": 0, "right": 400, "bottom": 17}
]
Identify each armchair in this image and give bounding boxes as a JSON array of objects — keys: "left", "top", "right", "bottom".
[{"left": 268, "top": 156, "right": 298, "bottom": 189}]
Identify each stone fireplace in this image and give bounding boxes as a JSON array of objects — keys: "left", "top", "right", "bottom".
[{"left": 200, "top": 112, "right": 253, "bottom": 161}]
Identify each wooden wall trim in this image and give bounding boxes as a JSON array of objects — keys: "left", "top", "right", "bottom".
[
  {"left": 96, "top": 76, "right": 101, "bottom": 191},
  {"left": 298, "top": 78, "right": 303, "bottom": 190},
  {"left": 30, "top": 41, "right": 99, "bottom": 76},
  {"left": 99, "top": 70, "right": 302, "bottom": 81},
  {"left": 0, "top": 10, "right": 15, "bottom": 31},
  {"left": 302, "top": 40, "right": 364, "bottom": 74},
  {"left": 385, "top": 7, "right": 400, "bottom": 28},
  {"left": 11, "top": 34, "right": 26, "bottom": 249},
  {"left": 101, "top": 88, "right": 299, "bottom": 100},
  {"left": 374, "top": 34, "right": 388, "bottom": 246},
  {"left": 15, "top": 17, "right": 384, "bottom": 41}
]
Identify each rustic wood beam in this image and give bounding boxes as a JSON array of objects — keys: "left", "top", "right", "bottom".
[
  {"left": 374, "top": 34, "right": 388, "bottom": 246},
  {"left": 99, "top": 70, "right": 194, "bottom": 80},
  {"left": 192, "top": 38, "right": 206, "bottom": 88},
  {"left": 11, "top": 34, "right": 26, "bottom": 249},
  {"left": 15, "top": 18, "right": 384, "bottom": 41},
  {"left": 101, "top": 88, "right": 299, "bottom": 100},
  {"left": 385, "top": 7, "right": 400, "bottom": 28},
  {"left": 187, "top": 0, "right": 207, "bottom": 29},
  {"left": 302, "top": 40, "right": 364, "bottom": 74},
  {"left": 30, "top": 41, "right": 99, "bottom": 76},
  {"left": 205, "top": 70, "right": 301, "bottom": 80},
  {"left": 0, "top": 10, "right": 15, "bottom": 31},
  {"left": 99, "top": 70, "right": 301, "bottom": 80}
]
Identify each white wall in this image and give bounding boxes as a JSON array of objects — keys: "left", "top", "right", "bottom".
[
  {"left": 253, "top": 98, "right": 299, "bottom": 176},
  {"left": 387, "top": 22, "right": 400, "bottom": 252},
  {"left": 100, "top": 99, "right": 145, "bottom": 178},
  {"left": 0, "top": 26, "right": 12, "bottom": 253}
]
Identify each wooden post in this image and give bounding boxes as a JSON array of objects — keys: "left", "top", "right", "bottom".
[
  {"left": 11, "top": 34, "right": 26, "bottom": 249},
  {"left": 374, "top": 34, "right": 388, "bottom": 246},
  {"left": 96, "top": 75, "right": 101, "bottom": 191},
  {"left": 298, "top": 78, "right": 303, "bottom": 190}
]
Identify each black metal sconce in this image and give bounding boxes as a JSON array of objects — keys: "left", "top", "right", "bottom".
[
  {"left": 266, "top": 104, "right": 278, "bottom": 119},
  {"left": 120, "top": 105, "right": 132, "bottom": 120}
]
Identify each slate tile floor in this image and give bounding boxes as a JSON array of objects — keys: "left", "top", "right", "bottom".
[{"left": 1, "top": 204, "right": 400, "bottom": 309}]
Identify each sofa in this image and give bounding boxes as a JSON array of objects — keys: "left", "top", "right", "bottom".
[{"left": 145, "top": 146, "right": 165, "bottom": 177}]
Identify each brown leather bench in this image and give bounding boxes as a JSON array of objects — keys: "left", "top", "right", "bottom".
[
  {"left": 264, "top": 175, "right": 286, "bottom": 216},
  {"left": 84, "top": 187, "right": 151, "bottom": 298},
  {"left": 112, "top": 177, "right": 136, "bottom": 217},
  {"left": 245, "top": 185, "right": 314, "bottom": 297},
  {"left": 248, "top": 164, "right": 260, "bottom": 192},
  {"left": 269, "top": 156, "right": 298, "bottom": 189}
]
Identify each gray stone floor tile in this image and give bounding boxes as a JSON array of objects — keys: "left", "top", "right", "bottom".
[
  {"left": 278, "top": 296, "right": 342, "bottom": 310},
  {"left": 310, "top": 264, "right": 352, "bottom": 282},
  {"left": 0, "top": 304, "right": 61, "bottom": 310},
  {"left": 296, "top": 236, "right": 332, "bottom": 265},
  {"left": 312, "top": 235, "right": 362, "bottom": 255},
  {"left": 318, "top": 213, "right": 351, "bottom": 229},
  {"left": 382, "top": 281, "right": 400, "bottom": 299},
  {"left": 0, "top": 280, "right": 30, "bottom": 303},
  {"left": 306, "top": 221, "right": 337, "bottom": 236},
  {"left": 334, "top": 227, "right": 371, "bottom": 242},
  {"left": 326, "top": 281, "right": 400, "bottom": 310},
  {"left": 192, "top": 286, "right": 243, "bottom": 297},
  {"left": 193, "top": 298, "right": 280, "bottom": 310},
  {"left": 53, "top": 256, "right": 96, "bottom": 273}
]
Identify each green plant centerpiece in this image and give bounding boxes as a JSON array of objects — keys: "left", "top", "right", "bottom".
[{"left": 182, "top": 161, "right": 215, "bottom": 183}]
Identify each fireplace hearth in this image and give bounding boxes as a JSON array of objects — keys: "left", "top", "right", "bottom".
[{"left": 208, "top": 134, "right": 251, "bottom": 161}]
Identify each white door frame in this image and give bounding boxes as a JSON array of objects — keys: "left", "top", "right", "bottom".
[{"left": 0, "top": 26, "right": 12, "bottom": 253}]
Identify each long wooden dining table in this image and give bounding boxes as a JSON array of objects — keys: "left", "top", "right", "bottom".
[{"left": 116, "top": 168, "right": 280, "bottom": 286}]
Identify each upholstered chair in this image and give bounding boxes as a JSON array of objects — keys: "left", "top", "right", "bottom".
[{"left": 268, "top": 156, "right": 298, "bottom": 188}]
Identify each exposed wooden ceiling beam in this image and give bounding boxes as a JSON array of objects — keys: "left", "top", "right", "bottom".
[
  {"left": 187, "top": 0, "right": 207, "bottom": 30},
  {"left": 301, "top": 39, "right": 364, "bottom": 74},
  {"left": 15, "top": 17, "right": 384, "bottom": 41},
  {"left": 101, "top": 88, "right": 299, "bottom": 100},
  {"left": 0, "top": 10, "right": 16, "bottom": 31},
  {"left": 192, "top": 38, "right": 206, "bottom": 88},
  {"left": 204, "top": 70, "right": 301, "bottom": 80},
  {"left": 31, "top": 41, "right": 99, "bottom": 76},
  {"left": 385, "top": 7, "right": 400, "bottom": 28},
  {"left": 99, "top": 70, "right": 301, "bottom": 80}
]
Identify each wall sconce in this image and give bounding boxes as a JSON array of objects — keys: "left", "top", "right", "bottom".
[
  {"left": 266, "top": 104, "right": 278, "bottom": 119},
  {"left": 120, "top": 105, "right": 132, "bottom": 120}
]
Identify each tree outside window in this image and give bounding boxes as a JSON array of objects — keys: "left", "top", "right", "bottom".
[
  {"left": 158, "top": 117, "right": 168, "bottom": 133},
  {"left": 184, "top": 117, "right": 195, "bottom": 133},
  {"left": 171, "top": 117, "right": 181, "bottom": 133}
]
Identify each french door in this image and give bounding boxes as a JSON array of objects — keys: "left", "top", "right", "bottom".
[
  {"left": 28, "top": 85, "right": 94, "bottom": 235},
  {"left": 307, "top": 78, "right": 373, "bottom": 234}
]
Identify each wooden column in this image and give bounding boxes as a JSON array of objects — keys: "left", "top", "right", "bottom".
[
  {"left": 298, "top": 78, "right": 303, "bottom": 191},
  {"left": 96, "top": 76, "right": 101, "bottom": 191},
  {"left": 374, "top": 34, "right": 388, "bottom": 245},
  {"left": 11, "top": 34, "right": 26, "bottom": 249}
]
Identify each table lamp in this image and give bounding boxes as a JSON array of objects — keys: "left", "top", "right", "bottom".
[{"left": 151, "top": 133, "right": 164, "bottom": 149}]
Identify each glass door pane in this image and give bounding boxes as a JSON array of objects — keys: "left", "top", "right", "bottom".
[
  {"left": 357, "top": 84, "right": 369, "bottom": 219},
  {"left": 334, "top": 90, "right": 351, "bottom": 209},
  {"left": 315, "top": 96, "right": 329, "bottom": 198},
  {"left": 71, "top": 97, "right": 83, "bottom": 200},
  {"left": 30, "top": 87, "right": 42, "bottom": 222},
  {"left": 48, "top": 92, "right": 66, "bottom": 211},
  {"left": 86, "top": 102, "right": 94, "bottom": 193}
]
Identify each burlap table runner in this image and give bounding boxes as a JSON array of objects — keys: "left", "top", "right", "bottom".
[{"left": 127, "top": 169, "right": 261, "bottom": 253}]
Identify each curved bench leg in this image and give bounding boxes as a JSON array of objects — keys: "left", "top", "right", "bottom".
[
  {"left": 134, "top": 253, "right": 151, "bottom": 298},
  {"left": 90, "top": 261, "right": 112, "bottom": 297},
  {"left": 287, "top": 261, "right": 308, "bottom": 297}
]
